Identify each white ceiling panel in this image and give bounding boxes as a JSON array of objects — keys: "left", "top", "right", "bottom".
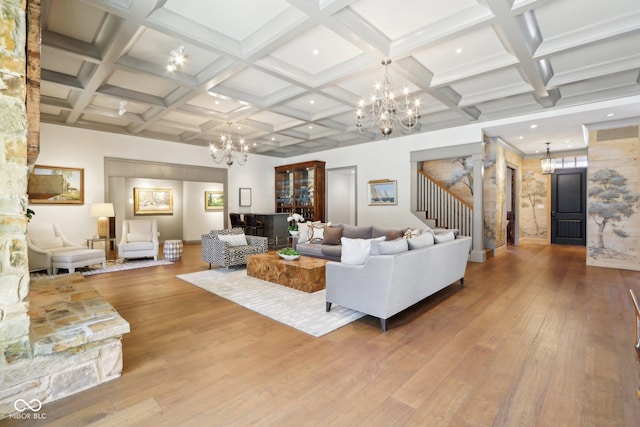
[
  {"left": 268, "top": 26, "right": 363, "bottom": 74},
  {"left": 163, "top": 0, "right": 290, "bottom": 41}
]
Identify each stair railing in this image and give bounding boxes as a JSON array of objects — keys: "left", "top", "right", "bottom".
[{"left": 417, "top": 170, "right": 473, "bottom": 237}]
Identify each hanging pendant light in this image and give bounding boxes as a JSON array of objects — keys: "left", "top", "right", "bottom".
[{"left": 540, "top": 142, "right": 554, "bottom": 175}]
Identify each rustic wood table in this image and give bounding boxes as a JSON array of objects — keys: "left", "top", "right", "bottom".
[{"left": 246, "top": 252, "right": 328, "bottom": 293}]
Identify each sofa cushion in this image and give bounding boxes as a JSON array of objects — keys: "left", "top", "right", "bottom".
[
  {"left": 371, "top": 238, "right": 409, "bottom": 255},
  {"left": 407, "top": 232, "right": 435, "bottom": 249},
  {"left": 342, "top": 224, "right": 372, "bottom": 239},
  {"left": 32, "top": 237, "right": 63, "bottom": 250},
  {"left": 322, "top": 226, "right": 343, "bottom": 245},
  {"left": 218, "top": 233, "right": 248, "bottom": 247},
  {"left": 341, "top": 236, "right": 385, "bottom": 265},
  {"left": 434, "top": 230, "right": 456, "bottom": 243},
  {"left": 297, "top": 243, "right": 324, "bottom": 258},
  {"left": 122, "top": 241, "right": 154, "bottom": 251},
  {"left": 321, "top": 245, "right": 342, "bottom": 259}
]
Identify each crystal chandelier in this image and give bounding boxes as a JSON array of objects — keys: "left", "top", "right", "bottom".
[
  {"left": 356, "top": 59, "right": 420, "bottom": 140},
  {"left": 166, "top": 46, "right": 186, "bottom": 72},
  {"left": 210, "top": 122, "right": 248, "bottom": 166},
  {"left": 540, "top": 142, "right": 554, "bottom": 175}
]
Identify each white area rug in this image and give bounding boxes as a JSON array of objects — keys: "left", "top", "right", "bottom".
[
  {"left": 31, "top": 259, "right": 173, "bottom": 279},
  {"left": 177, "top": 269, "right": 365, "bottom": 337}
]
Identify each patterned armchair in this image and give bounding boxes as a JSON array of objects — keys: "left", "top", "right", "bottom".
[{"left": 201, "top": 228, "right": 268, "bottom": 269}]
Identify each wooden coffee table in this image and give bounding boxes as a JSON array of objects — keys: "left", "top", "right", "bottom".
[{"left": 246, "top": 252, "right": 328, "bottom": 293}]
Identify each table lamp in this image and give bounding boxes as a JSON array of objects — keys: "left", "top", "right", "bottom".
[{"left": 90, "top": 203, "right": 114, "bottom": 238}]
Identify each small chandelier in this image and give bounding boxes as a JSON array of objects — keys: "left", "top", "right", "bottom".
[
  {"left": 210, "top": 122, "right": 248, "bottom": 166},
  {"left": 356, "top": 59, "right": 420, "bottom": 140},
  {"left": 167, "top": 46, "right": 186, "bottom": 72},
  {"left": 540, "top": 142, "right": 554, "bottom": 175}
]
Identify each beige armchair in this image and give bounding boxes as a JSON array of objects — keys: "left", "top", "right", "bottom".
[
  {"left": 27, "top": 222, "right": 86, "bottom": 274},
  {"left": 118, "top": 219, "right": 159, "bottom": 261}
]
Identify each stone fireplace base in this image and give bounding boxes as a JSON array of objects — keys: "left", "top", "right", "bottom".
[{"left": 0, "top": 274, "right": 130, "bottom": 419}]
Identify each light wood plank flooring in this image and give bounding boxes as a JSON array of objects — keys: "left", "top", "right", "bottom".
[{"left": 8, "top": 243, "right": 640, "bottom": 426}]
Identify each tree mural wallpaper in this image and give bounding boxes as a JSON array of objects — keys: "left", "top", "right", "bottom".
[
  {"left": 588, "top": 168, "right": 639, "bottom": 256},
  {"left": 521, "top": 169, "right": 547, "bottom": 238}
]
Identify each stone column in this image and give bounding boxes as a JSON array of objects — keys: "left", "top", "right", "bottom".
[
  {"left": 469, "top": 153, "right": 486, "bottom": 262},
  {"left": 0, "top": 0, "right": 38, "bottom": 365}
]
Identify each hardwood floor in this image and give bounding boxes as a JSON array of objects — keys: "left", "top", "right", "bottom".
[{"left": 9, "top": 243, "right": 640, "bottom": 426}]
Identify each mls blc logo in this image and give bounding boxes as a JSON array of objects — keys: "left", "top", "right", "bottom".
[{"left": 11, "top": 398, "right": 46, "bottom": 420}]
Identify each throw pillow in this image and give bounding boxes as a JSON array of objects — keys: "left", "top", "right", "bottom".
[
  {"left": 340, "top": 236, "right": 385, "bottom": 265},
  {"left": 322, "top": 226, "right": 343, "bottom": 245},
  {"left": 403, "top": 228, "right": 421, "bottom": 239},
  {"left": 217, "top": 233, "right": 248, "bottom": 247},
  {"left": 434, "top": 231, "right": 456, "bottom": 243},
  {"left": 296, "top": 221, "right": 319, "bottom": 244},
  {"left": 371, "top": 238, "right": 409, "bottom": 255},
  {"left": 308, "top": 222, "right": 331, "bottom": 242},
  {"left": 386, "top": 229, "right": 405, "bottom": 241},
  {"left": 407, "top": 232, "right": 435, "bottom": 249}
]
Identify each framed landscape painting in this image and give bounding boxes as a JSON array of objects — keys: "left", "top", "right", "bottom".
[
  {"left": 134, "top": 187, "right": 173, "bottom": 215},
  {"left": 28, "top": 165, "right": 85, "bottom": 204},
  {"left": 367, "top": 179, "right": 397, "bottom": 206},
  {"left": 205, "top": 191, "right": 224, "bottom": 211}
]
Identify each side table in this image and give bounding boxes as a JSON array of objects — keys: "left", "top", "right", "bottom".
[
  {"left": 163, "top": 240, "right": 183, "bottom": 261},
  {"left": 86, "top": 237, "right": 116, "bottom": 261}
]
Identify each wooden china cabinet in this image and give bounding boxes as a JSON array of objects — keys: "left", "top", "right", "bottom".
[{"left": 275, "top": 160, "right": 325, "bottom": 222}]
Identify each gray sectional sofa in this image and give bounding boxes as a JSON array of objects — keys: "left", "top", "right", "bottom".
[{"left": 326, "top": 234, "right": 472, "bottom": 331}]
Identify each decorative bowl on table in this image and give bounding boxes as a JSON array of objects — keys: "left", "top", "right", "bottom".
[{"left": 277, "top": 247, "right": 300, "bottom": 261}]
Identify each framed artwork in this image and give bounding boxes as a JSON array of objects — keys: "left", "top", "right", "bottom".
[
  {"left": 205, "top": 191, "right": 224, "bottom": 211},
  {"left": 28, "top": 165, "right": 85, "bottom": 204},
  {"left": 134, "top": 187, "right": 173, "bottom": 215},
  {"left": 239, "top": 187, "right": 252, "bottom": 207},
  {"left": 368, "top": 179, "right": 397, "bottom": 206}
]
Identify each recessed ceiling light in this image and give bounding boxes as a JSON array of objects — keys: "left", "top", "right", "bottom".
[
  {"left": 310, "top": 100, "right": 315, "bottom": 104},
  {"left": 518, "top": 136, "right": 523, "bottom": 140},
  {"left": 308, "top": 125, "right": 313, "bottom": 129},
  {"left": 313, "top": 49, "right": 319, "bottom": 55},
  {"left": 455, "top": 48, "right": 462, "bottom": 54},
  {"left": 271, "top": 137, "right": 275, "bottom": 141},
  {"left": 530, "top": 124, "right": 537, "bottom": 129},
  {"left": 607, "top": 113, "right": 615, "bottom": 117}
]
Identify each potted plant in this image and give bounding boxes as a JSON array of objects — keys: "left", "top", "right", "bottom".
[{"left": 286, "top": 213, "right": 305, "bottom": 236}]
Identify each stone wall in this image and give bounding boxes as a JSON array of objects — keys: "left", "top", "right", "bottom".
[{"left": 0, "top": 0, "right": 32, "bottom": 372}]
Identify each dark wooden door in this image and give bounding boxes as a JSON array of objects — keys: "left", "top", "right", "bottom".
[{"left": 551, "top": 168, "right": 586, "bottom": 245}]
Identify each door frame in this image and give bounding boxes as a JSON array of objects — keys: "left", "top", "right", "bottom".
[{"left": 506, "top": 162, "right": 520, "bottom": 246}]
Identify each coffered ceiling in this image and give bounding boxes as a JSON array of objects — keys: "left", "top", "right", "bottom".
[{"left": 40, "top": 0, "right": 640, "bottom": 157}]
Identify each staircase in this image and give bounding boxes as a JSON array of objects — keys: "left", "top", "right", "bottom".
[{"left": 417, "top": 170, "right": 473, "bottom": 237}]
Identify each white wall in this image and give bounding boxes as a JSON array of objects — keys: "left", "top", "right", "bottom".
[
  {"left": 32, "top": 124, "right": 280, "bottom": 244},
  {"left": 285, "top": 126, "right": 483, "bottom": 229}
]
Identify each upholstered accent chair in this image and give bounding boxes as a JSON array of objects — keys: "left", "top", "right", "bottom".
[
  {"left": 201, "top": 228, "right": 268, "bottom": 269},
  {"left": 27, "top": 222, "right": 87, "bottom": 274},
  {"left": 118, "top": 219, "right": 159, "bottom": 261}
]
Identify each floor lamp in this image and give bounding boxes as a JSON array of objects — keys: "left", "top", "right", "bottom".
[{"left": 90, "top": 203, "right": 114, "bottom": 238}]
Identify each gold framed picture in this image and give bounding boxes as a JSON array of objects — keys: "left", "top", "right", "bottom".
[
  {"left": 134, "top": 187, "right": 173, "bottom": 215},
  {"left": 205, "top": 191, "right": 224, "bottom": 211},
  {"left": 28, "top": 165, "right": 85, "bottom": 204}
]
